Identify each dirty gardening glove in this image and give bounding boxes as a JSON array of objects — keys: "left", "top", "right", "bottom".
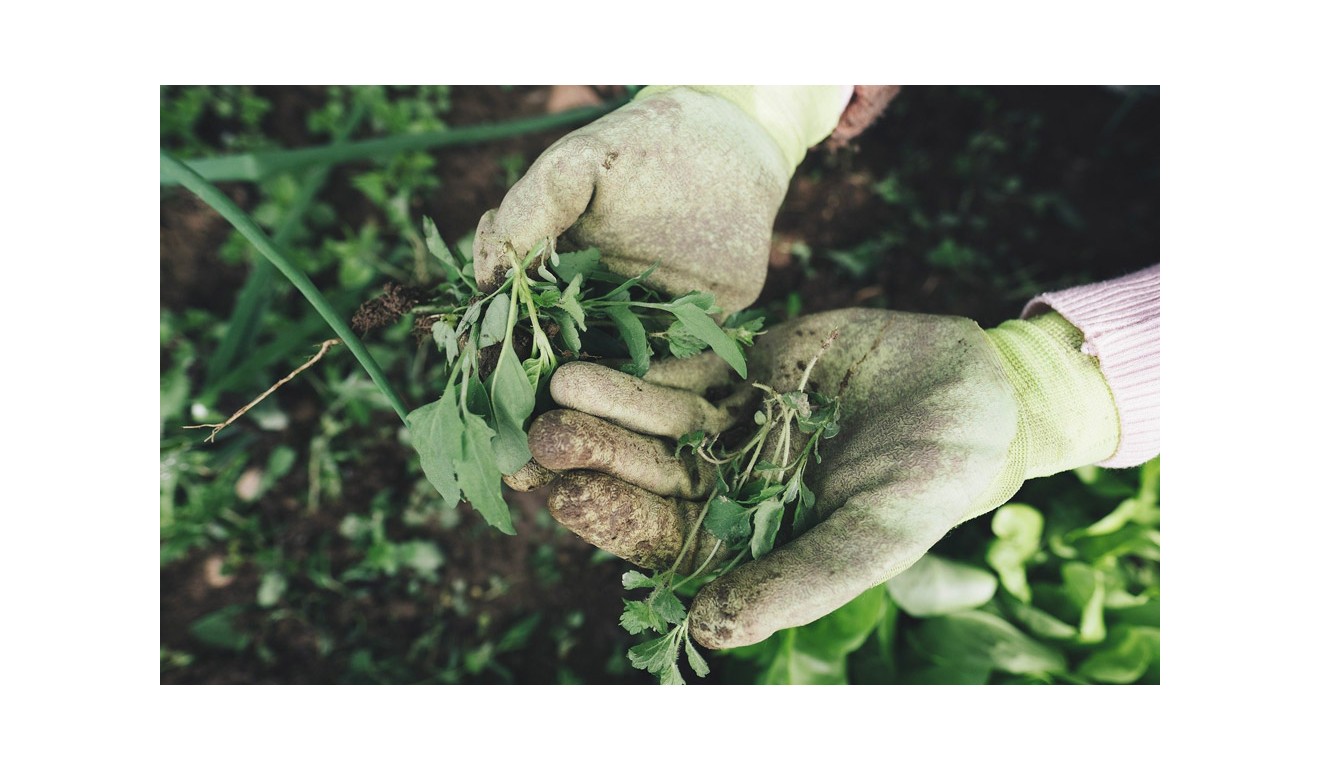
[
  {"left": 527, "top": 308, "right": 1121, "bottom": 649},
  {"left": 473, "top": 86, "right": 849, "bottom": 315}
]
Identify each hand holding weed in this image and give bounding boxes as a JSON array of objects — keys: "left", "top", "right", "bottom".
[
  {"left": 529, "top": 308, "right": 1123, "bottom": 650},
  {"left": 474, "top": 87, "right": 846, "bottom": 316}
]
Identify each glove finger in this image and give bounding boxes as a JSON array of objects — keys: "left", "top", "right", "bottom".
[
  {"left": 642, "top": 350, "right": 737, "bottom": 394},
  {"left": 473, "top": 135, "right": 601, "bottom": 290},
  {"left": 547, "top": 471, "right": 726, "bottom": 572},
  {"left": 529, "top": 409, "right": 715, "bottom": 500},
  {"left": 502, "top": 458, "right": 556, "bottom": 492},
  {"left": 549, "top": 361, "right": 741, "bottom": 439},
  {"left": 687, "top": 488, "right": 956, "bottom": 650}
]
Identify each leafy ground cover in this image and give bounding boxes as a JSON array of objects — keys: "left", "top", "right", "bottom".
[{"left": 160, "top": 85, "right": 1158, "bottom": 684}]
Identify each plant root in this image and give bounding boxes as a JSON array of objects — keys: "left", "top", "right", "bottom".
[{"left": 184, "top": 339, "right": 340, "bottom": 442}]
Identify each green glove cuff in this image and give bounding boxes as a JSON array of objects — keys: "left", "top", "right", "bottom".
[
  {"left": 985, "top": 312, "right": 1121, "bottom": 483},
  {"left": 635, "top": 85, "right": 847, "bottom": 172}
]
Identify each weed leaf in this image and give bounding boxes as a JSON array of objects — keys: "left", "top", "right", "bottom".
[
  {"left": 621, "top": 600, "right": 666, "bottom": 634},
  {"left": 665, "top": 318, "right": 708, "bottom": 358},
  {"left": 600, "top": 264, "right": 657, "bottom": 302},
  {"left": 667, "top": 303, "right": 746, "bottom": 377},
  {"left": 546, "top": 307, "right": 581, "bottom": 352},
  {"left": 621, "top": 570, "right": 658, "bottom": 590},
  {"left": 431, "top": 321, "right": 459, "bottom": 363},
  {"left": 603, "top": 305, "right": 651, "bottom": 378},
  {"left": 684, "top": 635, "right": 710, "bottom": 678},
  {"left": 557, "top": 273, "right": 587, "bottom": 330},
  {"left": 407, "top": 389, "right": 463, "bottom": 508},
  {"left": 553, "top": 247, "right": 601, "bottom": 284},
  {"left": 651, "top": 588, "right": 688, "bottom": 626},
  {"left": 423, "top": 216, "right": 463, "bottom": 277},
  {"left": 454, "top": 412, "right": 514, "bottom": 534},
  {"left": 705, "top": 495, "right": 752, "bottom": 546},
  {"left": 479, "top": 293, "right": 510, "bottom": 348},
  {"left": 750, "top": 499, "right": 785, "bottom": 559},
  {"left": 488, "top": 342, "right": 535, "bottom": 474}
]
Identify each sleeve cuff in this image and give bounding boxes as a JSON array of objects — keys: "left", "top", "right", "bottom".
[{"left": 1022, "top": 265, "right": 1160, "bottom": 468}]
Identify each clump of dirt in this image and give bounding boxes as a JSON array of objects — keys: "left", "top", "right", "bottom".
[{"left": 352, "top": 282, "right": 428, "bottom": 336}]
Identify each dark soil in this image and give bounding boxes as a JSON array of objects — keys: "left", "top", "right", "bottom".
[{"left": 160, "top": 85, "right": 1158, "bottom": 684}]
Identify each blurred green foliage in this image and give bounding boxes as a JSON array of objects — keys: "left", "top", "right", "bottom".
[{"left": 721, "top": 459, "right": 1159, "bottom": 684}]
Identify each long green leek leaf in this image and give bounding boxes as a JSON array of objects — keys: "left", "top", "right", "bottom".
[
  {"left": 161, "top": 150, "right": 410, "bottom": 425},
  {"left": 161, "top": 100, "right": 624, "bottom": 184}
]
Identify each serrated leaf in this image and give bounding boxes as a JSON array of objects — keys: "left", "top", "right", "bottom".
[
  {"left": 620, "top": 600, "right": 665, "bottom": 634},
  {"left": 625, "top": 633, "right": 675, "bottom": 676},
  {"left": 704, "top": 495, "right": 751, "bottom": 545},
  {"left": 621, "top": 570, "right": 658, "bottom": 590},
  {"left": 488, "top": 341, "right": 535, "bottom": 474},
  {"left": 725, "top": 312, "right": 766, "bottom": 346},
  {"left": 667, "top": 303, "right": 746, "bottom": 378},
  {"left": 478, "top": 293, "right": 510, "bottom": 348},
  {"left": 553, "top": 247, "right": 601, "bottom": 284},
  {"left": 533, "top": 287, "right": 561, "bottom": 307},
  {"left": 603, "top": 305, "right": 651, "bottom": 378},
  {"left": 651, "top": 588, "right": 687, "bottom": 626},
  {"left": 685, "top": 636, "right": 710, "bottom": 678},
  {"left": 658, "top": 661, "right": 685, "bottom": 685},
  {"left": 750, "top": 499, "right": 785, "bottom": 559},
  {"left": 454, "top": 412, "right": 514, "bottom": 534},
  {"left": 665, "top": 318, "right": 708, "bottom": 358}
]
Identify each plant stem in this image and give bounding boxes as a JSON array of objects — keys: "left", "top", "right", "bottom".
[{"left": 162, "top": 150, "right": 411, "bottom": 426}]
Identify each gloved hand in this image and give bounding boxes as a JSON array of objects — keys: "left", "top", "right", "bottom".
[
  {"left": 473, "top": 86, "right": 849, "bottom": 315},
  {"left": 526, "top": 308, "right": 1121, "bottom": 649}
]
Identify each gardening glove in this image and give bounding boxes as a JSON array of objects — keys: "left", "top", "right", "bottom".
[
  {"left": 526, "top": 308, "right": 1121, "bottom": 649},
  {"left": 473, "top": 86, "right": 850, "bottom": 315}
]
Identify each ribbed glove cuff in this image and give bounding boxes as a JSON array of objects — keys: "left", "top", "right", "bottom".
[
  {"left": 1023, "top": 266, "right": 1160, "bottom": 468},
  {"left": 985, "top": 313, "right": 1122, "bottom": 481}
]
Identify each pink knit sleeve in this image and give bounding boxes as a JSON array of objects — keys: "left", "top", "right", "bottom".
[{"left": 1022, "top": 265, "right": 1160, "bottom": 468}]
